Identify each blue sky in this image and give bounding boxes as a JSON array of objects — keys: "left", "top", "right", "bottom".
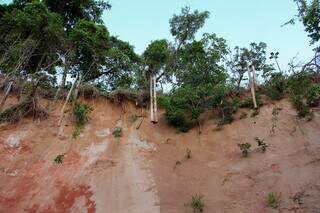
[
  {"left": 103, "top": 0, "right": 315, "bottom": 70},
  {"left": 0, "top": 0, "right": 315, "bottom": 71}
]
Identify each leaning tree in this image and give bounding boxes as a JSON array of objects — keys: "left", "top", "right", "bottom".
[{"left": 0, "top": 1, "right": 65, "bottom": 121}]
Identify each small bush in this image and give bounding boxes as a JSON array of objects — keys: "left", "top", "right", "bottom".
[
  {"left": 240, "top": 112, "right": 248, "bottom": 119},
  {"left": 112, "top": 127, "right": 123, "bottom": 138},
  {"left": 240, "top": 95, "right": 263, "bottom": 109},
  {"left": 251, "top": 109, "right": 260, "bottom": 117},
  {"left": 158, "top": 84, "right": 227, "bottom": 132},
  {"left": 255, "top": 137, "right": 268, "bottom": 153},
  {"left": 238, "top": 143, "right": 251, "bottom": 157},
  {"left": 73, "top": 102, "right": 92, "bottom": 125},
  {"left": 287, "top": 72, "right": 312, "bottom": 96},
  {"left": 272, "top": 107, "right": 282, "bottom": 116},
  {"left": 267, "top": 192, "right": 280, "bottom": 209},
  {"left": 188, "top": 194, "right": 204, "bottom": 213},
  {"left": 306, "top": 84, "right": 320, "bottom": 107},
  {"left": 265, "top": 73, "right": 286, "bottom": 100},
  {"left": 54, "top": 154, "right": 64, "bottom": 164},
  {"left": 290, "top": 95, "right": 312, "bottom": 118},
  {"left": 73, "top": 124, "right": 84, "bottom": 139},
  {"left": 166, "top": 109, "right": 193, "bottom": 132},
  {"left": 217, "top": 97, "right": 239, "bottom": 126}
]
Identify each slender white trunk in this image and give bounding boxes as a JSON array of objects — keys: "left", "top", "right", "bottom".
[
  {"left": 72, "top": 73, "right": 82, "bottom": 105},
  {"left": 0, "top": 81, "right": 13, "bottom": 112},
  {"left": 248, "top": 65, "right": 257, "bottom": 109},
  {"left": 58, "top": 74, "right": 80, "bottom": 126},
  {"left": 150, "top": 74, "right": 158, "bottom": 123},
  {"left": 252, "top": 65, "right": 258, "bottom": 90},
  {"left": 153, "top": 74, "right": 158, "bottom": 123}
]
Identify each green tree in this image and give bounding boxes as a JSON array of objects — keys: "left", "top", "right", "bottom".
[
  {"left": 227, "top": 43, "right": 273, "bottom": 93},
  {"left": 68, "top": 19, "right": 109, "bottom": 80},
  {"left": 44, "top": 0, "right": 111, "bottom": 31},
  {"left": 156, "top": 7, "right": 210, "bottom": 82},
  {"left": 159, "top": 34, "right": 228, "bottom": 131},
  {"left": 0, "top": 1, "right": 64, "bottom": 76}
]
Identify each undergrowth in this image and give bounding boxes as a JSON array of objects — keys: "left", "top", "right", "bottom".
[
  {"left": 238, "top": 143, "right": 251, "bottom": 157},
  {"left": 267, "top": 192, "right": 280, "bottom": 209},
  {"left": 187, "top": 194, "right": 204, "bottom": 213},
  {"left": 112, "top": 127, "right": 123, "bottom": 138},
  {"left": 54, "top": 154, "right": 64, "bottom": 164},
  {"left": 72, "top": 102, "right": 92, "bottom": 139}
]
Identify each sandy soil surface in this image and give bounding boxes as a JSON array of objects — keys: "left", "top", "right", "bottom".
[{"left": 0, "top": 96, "right": 320, "bottom": 213}]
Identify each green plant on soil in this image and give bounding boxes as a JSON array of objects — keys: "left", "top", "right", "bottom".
[
  {"left": 251, "top": 109, "right": 260, "bottom": 117},
  {"left": 255, "top": 137, "right": 268, "bottom": 152},
  {"left": 267, "top": 192, "right": 280, "bottom": 209},
  {"left": 113, "top": 127, "right": 123, "bottom": 138},
  {"left": 54, "top": 154, "right": 65, "bottom": 164},
  {"left": 187, "top": 194, "right": 204, "bottom": 213},
  {"left": 238, "top": 143, "right": 251, "bottom": 157},
  {"left": 240, "top": 112, "right": 248, "bottom": 119}
]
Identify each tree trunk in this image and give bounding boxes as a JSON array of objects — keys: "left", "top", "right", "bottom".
[
  {"left": 150, "top": 74, "right": 158, "bottom": 123},
  {"left": 58, "top": 74, "right": 80, "bottom": 126},
  {"left": 248, "top": 66, "right": 257, "bottom": 109},
  {"left": 72, "top": 73, "right": 82, "bottom": 106},
  {"left": 252, "top": 65, "right": 258, "bottom": 90},
  {"left": 0, "top": 81, "right": 13, "bottom": 112}
]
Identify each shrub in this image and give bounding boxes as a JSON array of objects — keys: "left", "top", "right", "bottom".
[
  {"left": 158, "top": 83, "right": 227, "bottom": 132},
  {"left": 54, "top": 154, "right": 64, "bottom": 164},
  {"left": 73, "top": 124, "right": 84, "bottom": 139},
  {"left": 217, "top": 97, "right": 240, "bottom": 126},
  {"left": 73, "top": 102, "right": 92, "bottom": 125},
  {"left": 267, "top": 192, "right": 280, "bottom": 209},
  {"left": 251, "top": 109, "right": 260, "bottom": 117},
  {"left": 165, "top": 109, "right": 192, "bottom": 132},
  {"left": 286, "top": 72, "right": 317, "bottom": 119},
  {"left": 188, "top": 194, "right": 204, "bottom": 213},
  {"left": 306, "top": 84, "right": 320, "bottom": 107},
  {"left": 240, "top": 95, "right": 263, "bottom": 108},
  {"left": 265, "top": 73, "right": 286, "bottom": 100},
  {"left": 240, "top": 112, "right": 248, "bottom": 119},
  {"left": 287, "top": 72, "right": 312, "bottom": 96},
  {"left": 238, "top": 143, "right": 251, "bottom": 157},
  {"left": 272, "top": 107, "right": 282, "bottom": 116},
  {"left": 255, "top": 137, "right": 268, "bottom": 153},
  {"left": 290, "top": 95, "right": 312, "bottom": 118},
  {"left": 112, "top": 127, "right": 123, "bottom": 138}
]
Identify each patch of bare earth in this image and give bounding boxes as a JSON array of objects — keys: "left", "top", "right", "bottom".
[{"left": 0, "top": 97, "right": 320, "bottom": 212}]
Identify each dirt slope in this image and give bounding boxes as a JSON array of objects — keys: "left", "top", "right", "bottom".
[{"left": 0, "top": 97, "right": 320, "bottom": 213}]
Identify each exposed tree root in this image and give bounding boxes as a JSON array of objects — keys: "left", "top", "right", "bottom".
[
  {"left": 0, "top": 96, "right": 48, "bottom": 123},
  {"left": 108, "top": 89, "right": 149, "bottom": 107}
]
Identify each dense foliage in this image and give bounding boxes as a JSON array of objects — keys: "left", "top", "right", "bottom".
[{"left": 0, "top": 0, "right": 319, "bottom": 129}]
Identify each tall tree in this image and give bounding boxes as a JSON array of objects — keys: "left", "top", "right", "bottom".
[
  {"left": 0, "top": 1, "right": 64, "bottom": 76},
  {"left": 44, "top": 0, "right": 111, "bottom": 31},
  {"left": 143, "top": 7, "right": 210, "bottom": 123},
  {"left": 159, "top": 34, "right": 228, "bottom": 131},
  {"left": 288, "top": 0, "right": 320, "bottom": 72},
  {"left": 227, "top": 43, "right": 273, "bottom": 101},
  {"left": 143, "top": 39, "right": 170, "bottom": 122},
  {"left": 156, "top": 7, "right": 210, "bottom": 82}
]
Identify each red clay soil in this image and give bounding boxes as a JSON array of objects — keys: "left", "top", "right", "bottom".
[{"left": 0, "top": 96, "right": 320, "bottom": 213}]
